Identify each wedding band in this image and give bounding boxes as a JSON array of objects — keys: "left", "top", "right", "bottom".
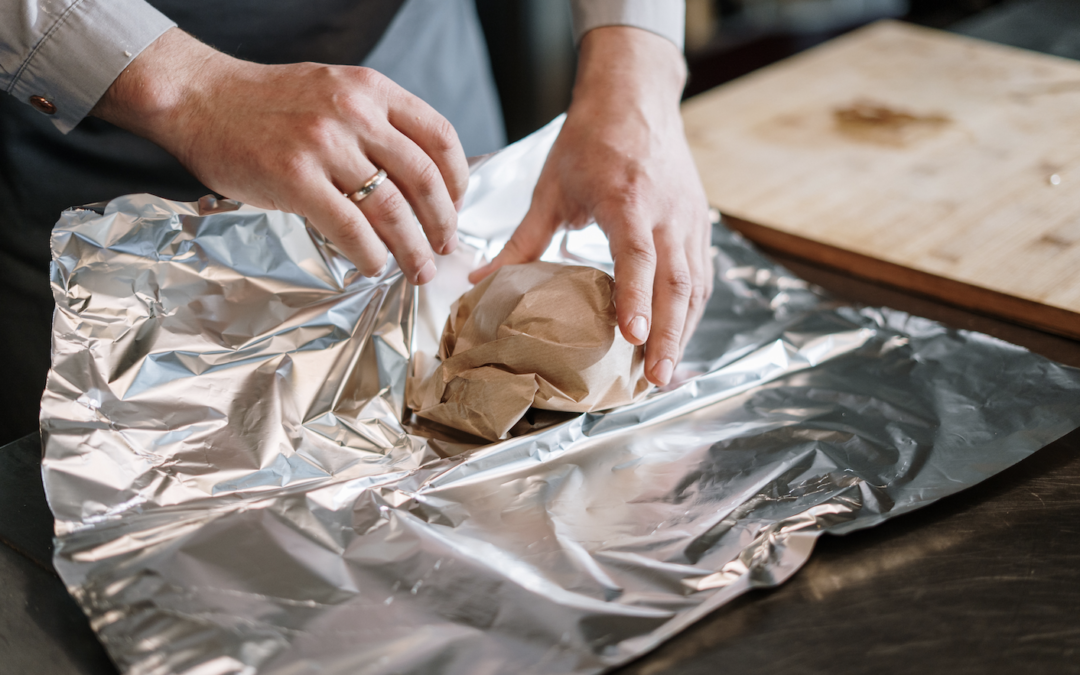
[{"left": 346, "top": 169, "right": 387, "bottom": 203}]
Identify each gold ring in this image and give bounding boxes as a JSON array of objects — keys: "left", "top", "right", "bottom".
[{"left": 346, "top": 169, "right": 387, "bottom": 203}]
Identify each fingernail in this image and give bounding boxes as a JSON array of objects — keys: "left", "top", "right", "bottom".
[
  {"left": 454, "top": 198, "right": 464, "bottom": 212},
  {"left": 653, "top": 358, "right": 674, "bottom": 386},
  {"left": 441, "top": 235, "right": 459, "bottom": 255},
  {"left": 415, "top": 260, "right": 437, "bottom": 285},
  {"left": 629, "top": 316, "right": 649, "bottom": 343}
]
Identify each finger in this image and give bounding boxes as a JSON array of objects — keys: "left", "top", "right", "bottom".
[
  {"left": 467, "top": 199, "right": 561, "bottom": 284},
  {"left": 367, "top": 127, "right": 459, "bottom": 255},
  {"left": 605, "top": 213, "right": 657, "bottom": 348},
  {"left": 646, "top": 233, "right": 692, "bottom": 386},
  {"left": 693, "top": 215, "right": 717, "bottom": 342},
  {"left": 680, "top": 232, "right": 712, "bottom": 353},
  {"left": 356, "top": 176, "right": 438, "bottom": 285},
  {"left": 302, "top": 180, "right": 388, "bottom": 277},
  {"left": 386, "top": 92, "right": 470, "bottom": 207}
]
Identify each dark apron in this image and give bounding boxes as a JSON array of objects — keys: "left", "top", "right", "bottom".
[{"left": 0, "top": 0, "right": 505, "bottom": 441}]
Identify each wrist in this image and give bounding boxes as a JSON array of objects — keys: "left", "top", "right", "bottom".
[
  {"left": 91, "top": 28, "right": 232, "bottom": 156},
  {"left": 572, "top": 26, "right": 687, "bottom": 117}
]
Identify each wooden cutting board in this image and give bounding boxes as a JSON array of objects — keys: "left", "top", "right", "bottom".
[{"left": 683, "top": 20, "right": 1080, "bottom": 339}]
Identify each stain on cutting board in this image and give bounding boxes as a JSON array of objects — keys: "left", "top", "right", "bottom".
[
  {"left": 754, "top": 99, "right": 953, "bottom": 149},
  {"left": 833, "top": 100, "right": 951, "bottom": 147}
]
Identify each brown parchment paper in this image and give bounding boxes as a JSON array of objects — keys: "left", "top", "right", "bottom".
[{"left": 408, "top": 262, "right": 650, "bottom": 440}]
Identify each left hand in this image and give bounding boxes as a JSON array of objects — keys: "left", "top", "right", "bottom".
[{"left": 469, "top": 26, "right": 713, "bottom": 386}]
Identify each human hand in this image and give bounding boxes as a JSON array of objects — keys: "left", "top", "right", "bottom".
[
  {"left": 468, "top": 27, "right": 713, "bottom": 386},
  {"left": 92, "top": 28, "right": 468, "bottom": 283}
]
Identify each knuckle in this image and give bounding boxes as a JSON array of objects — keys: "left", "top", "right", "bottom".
[
  {"left": 430, "top": 213, "right": 457, "bottom": 244},
  {"left": 353, "top": 66, "right": 387, "bottom": 91},
  {"left": 338, "top": 96, "right": 377, "bottom": 128},
  {"left": 334, "top": 232, "right": 386, "bottom": 276},
  {"left": 314, "top": 66, "right": 390, "bottom": 121},
  {"left": 278, "top": 152, "right": 313, "bottom": 184},
  {"left": 619, "top": 238, "right": 656, "bottom": 267},
  {"left": 309, "top": 63, "right": 337, "bottom": 86},
  {"left": 294, "top": 113, "right": 339, "bottom": 152},
  {"left": 689, "top": 281, "right": 710, "bottom": 307},
  {"left": 367, "top": 187, "right": 409, "bottom": 223},
  {"left": 597, "top": 193, "right": 646, "bottom": 225},
  {"left": 453, "top": 176, "right": 469, "bottom": 200},
  {"left": 612, "top": 173, "right": 651, "bottom": 209},
  {"left": 654, "top": 323, "right": 684, "bottom": 351},
  {"left": 335, "top": 68, "right": 390, "bottom": 120},
  {"left": 664, "top": 269, "right": 694, "bottom": 300},
  {"left": 429, "top": 116, "right": 459, "bottom": 155},
  {"left": 359, "top": 253, "right": 388, "bottom": 277},
  {"left": 397, "top": 249, "right": 429, "bottom": 274},
  {"left": 614, "top": 278, "right": 650, "bottom": 308},
  {"left": 331, "top": 217, "right": 367, "bottom": 250},
  {"left": 619, "top": 187, "right": 648, "bottom": 213},
  {"left": 411, "top": 158, "right": 442, "bottom": 199}
]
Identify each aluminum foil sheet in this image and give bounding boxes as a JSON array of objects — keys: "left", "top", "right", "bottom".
[{"left": 42, "top": 117, "right": 1080, "bottom": 675}]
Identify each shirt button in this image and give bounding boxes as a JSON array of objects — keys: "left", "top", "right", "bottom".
[{"left": 29, "top": 95, "right": 57, "bottom": 115}]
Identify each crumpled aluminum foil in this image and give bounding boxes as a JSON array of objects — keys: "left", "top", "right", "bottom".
[{"left": 41, "top": 117, "right": 1080, "bottom": 675}]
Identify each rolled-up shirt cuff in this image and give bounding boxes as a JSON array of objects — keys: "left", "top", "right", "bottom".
[
  {"left": 6, "top": 0, "right": 176, "bottom": 133},
  {"left": 571, "top": 0, "right": 686, "bottom": 51}
]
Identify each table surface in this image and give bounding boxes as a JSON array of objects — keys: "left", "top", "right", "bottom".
[{"left": 4, "top": 5, "right": 1080, "bottom": 675}]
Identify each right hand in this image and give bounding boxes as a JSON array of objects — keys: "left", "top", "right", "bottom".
[{"left": 92, "top": 28, "right": 469, "bottom": 283}]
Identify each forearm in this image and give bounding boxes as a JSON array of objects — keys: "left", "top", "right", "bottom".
[
  {"left": 572, "top": 26, "right": 687, "bottom": 117},
  {"left": 90, "top": 28, "right": 230, "bottom": 160}
]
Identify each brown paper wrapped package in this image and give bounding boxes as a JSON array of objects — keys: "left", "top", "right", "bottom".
[{"left": 408, "top": 262, "right": 650, "bottom": 441}]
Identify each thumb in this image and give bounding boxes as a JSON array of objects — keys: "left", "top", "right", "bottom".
[{"left": 468, "top": 201, "right": 561, "bottom": 284}]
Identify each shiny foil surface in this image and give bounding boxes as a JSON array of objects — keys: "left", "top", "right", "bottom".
[{"left": 41, "top": 118, "right": 1080, "bottom": 675}]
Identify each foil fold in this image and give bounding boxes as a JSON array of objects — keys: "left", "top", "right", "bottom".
[{"left": 41, "top": 117, "right": 1080, "bottom": 675}]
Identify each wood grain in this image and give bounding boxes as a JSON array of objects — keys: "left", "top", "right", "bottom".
[{"left": 683, "top": 20, "right": 1080, "bottom": 339}]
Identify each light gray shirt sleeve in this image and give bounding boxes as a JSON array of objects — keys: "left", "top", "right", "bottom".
[
  {"left": 570, "top": 0, "right": 686, "bottom": 51},
  {"left": 0, "top": 0, "right": 176, "bottom": 133}
]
